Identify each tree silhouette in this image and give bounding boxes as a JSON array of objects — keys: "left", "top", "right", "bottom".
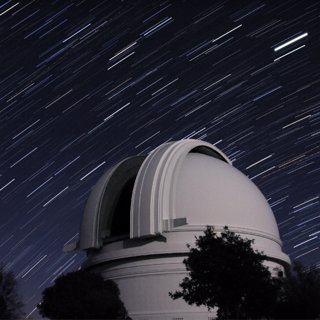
[
  {"left": 0, "top": 265, "right": 24, "bottom": 319},
  {"left": 272, "top": 261, "right": 320, "bottom": 319},
  {"left": 169, "top": 226, "right": 281, "bottom": 319},
  {"left": 38, "top": 269, "right": 130, "bottom": 319}
]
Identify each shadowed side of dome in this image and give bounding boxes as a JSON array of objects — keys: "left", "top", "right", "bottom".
[{"left": 78, "top": 156, "right": 145, "bottom": 250}]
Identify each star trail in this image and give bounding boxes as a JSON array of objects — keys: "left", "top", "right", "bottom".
[{"left": 0, "top": 0, "right": 319, "bottom": 317}]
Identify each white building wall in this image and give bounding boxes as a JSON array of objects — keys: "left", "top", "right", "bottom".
[
  {"left": 91, "top": 255, "right": 215, "bottom": 320},
  {"left": 85, "top": 230, "right": 286, "bottom": 320}
]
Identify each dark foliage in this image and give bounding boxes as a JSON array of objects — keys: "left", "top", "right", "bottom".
[
  {"left": 0, "top": 265, "right": 24, "bottom": 319},
  {"left": 169, "top": 226, "right": 281, "bottom": 319},
  {"left": 38, "top": 269, "right": 129, "bottom": 319},
  {"left": 272, "top": 262, "right": 320, "bottom": 319}
]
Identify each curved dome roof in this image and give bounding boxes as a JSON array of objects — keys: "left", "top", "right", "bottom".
[
  {"left": 130, "top": 139, "right": 231, "bottom": 238},
  {"left": 76, "top": 139, "right": 282, "bottom": 251},
  {"left": 130, "top": 139, "right": 280, "bottom": 243},
  {"left": 175, "top": 152, "right": 280, "bottom": 239}
]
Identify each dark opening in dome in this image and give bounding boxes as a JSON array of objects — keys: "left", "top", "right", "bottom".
[
  {"left": 110, "top": 176, "right": 136, "bottom": 237},
  {"left": 189, "top": 146, "right": 227, "bottom": 162},
  {"left": 97, "top": 156, "right": 146, "bottom": 243}
]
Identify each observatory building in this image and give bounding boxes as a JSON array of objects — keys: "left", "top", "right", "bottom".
[{"left": 68, "top": 139, "right": 290, "bottom": 320}]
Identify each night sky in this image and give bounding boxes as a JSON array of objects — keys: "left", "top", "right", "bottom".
[{"left": 0, "top": 0, "right": 319, "bottom": 317}]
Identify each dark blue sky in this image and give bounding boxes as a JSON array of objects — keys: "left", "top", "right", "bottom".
[{"left": 0, "top": 0, "right": 319, "bottom": 317}]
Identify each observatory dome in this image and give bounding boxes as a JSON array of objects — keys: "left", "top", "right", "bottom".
[{"left": 72, "top": 139, "right": 290, "bottom": 320}]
